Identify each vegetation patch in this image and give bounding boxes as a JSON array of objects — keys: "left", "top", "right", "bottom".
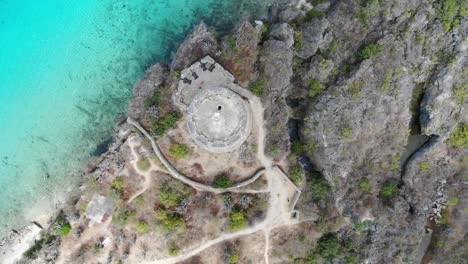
[
  {"left": 418, "top": 161, "right": 431, "bottom": 171},
  {"left": 379, "top": 180, "right": 399, "bottom": 198},
  {"left": 310, "top": 172, "right": 332, "bottom": 201},
  {"left": 436, "top": 0, "right": 463, "bottom": 32},
  {"left": 340, "top": 127, "right": 353, "bottom": 139},
  {"left": 230, "top": 208, "right": 248, "bottom": 231},
  {"left": 316, "top": 232, "right": 342, "bottom": 259},
  {"left": 349, "top": 81, "right": 362, "bottom": 99},
  {"left": 358, "top": 178, "right": 372, "bottom": 193},
  {"left": 136, "top": 158, "right": 151, "bottom": 171},
  {"left": 227, "top": 36, "right": 237, "bottom": 49},
  {"left": 23, "top": 233, "right": 56, "bottom": 259},
  {"left": 289, "top": 166, "right": 305, "bottom": 185},
  {"left": 378, "top": 70, "right": 393, "bottom": 92},
  {"left": 447, "top": 197, "right": 459, "bottom": 207},
  {"left": 308, "top": 79, "right": 325, "bottom": 98},
  {"left": 294, "top": 29, "right": 304, "bottom": 50},
  {"left": 134, "top": 220, "right": 149, "bottom": 234},
  {"left": 59, "top": 223, "right": 72, "bottom": 236},
  {"left": 159, "top": 185, "right": 184, "bottom": 208},
  {"left": 152, "top": 111, "right": 181, "bottom": 136},
  {"left": 356, "top": 0, "right": 381, "bottom": 26},
  {"left": 144, "top": 90, "right": 161, "bottom": 108},
  {"left": 169, "top": 143, "right": 189, "bottom": 159},
  {"left": 168, "top": 245, "right": 180, "bottom": 256},
  {"left": 303, "top": 9, "right": 326, "bottom": 22},
  {"left": 291, "top": 140, "right": 304, "bottom": 155},
  {"left": 357, "top": 43, "right": 384, "bottom": 61},
  {"left": 112, "top": 176, "right": 125, "bottom": 191},
  {"left": 446, "top": 123, "right": 467, "bottom": 147},
  {"left": 453, "top": 83, "right": 467, "bottom": 104},
  {"left": 155, "top": 209, "right": 186, "bottom": 233},
  {"left": 213, "top": 175, "right": 233, "bottom": 189},
  {"left": 249, "top": 79, "right": 266, "bottom": 96},
  {"left": 113, "top": 209, "right": 137, "bottom": 225}
]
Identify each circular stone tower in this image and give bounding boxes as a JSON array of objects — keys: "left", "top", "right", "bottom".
[{"left": 187, "top": 86, "right": 252, "bottom": 153}]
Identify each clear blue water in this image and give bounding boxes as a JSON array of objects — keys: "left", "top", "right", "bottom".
[{"left": 0, "top": 0, "right": 274, "bottom": 236}]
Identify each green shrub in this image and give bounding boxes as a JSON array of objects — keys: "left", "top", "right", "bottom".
[
  {"left": 418, "top": 161, "right": 430, "bottom": 171},
  {"left": 230, "top": 209, "right": 247, "bottom": 231},
  {"left": 316, "top": 233, "right": 342, "bottom": 259},
  {"left": 155, "top": 210, "right": 186, "bottom": 232},
  {"left": 227, "top": 37, "right": 237, "bottom": 49},
  {"left": 303, "top": 9, "right": 326, "bottom": 22},
  {"left": 446, "top": 123, "right": 467, "bottom": 147},
  {"left": 308, "top": 79, "right": 324, "bottom": 98},
  {"left": 357, "top": 43, "right": 384, "bottom": 60},
  {"left": 213, "top": 175, "right": 232, "bottom": 189},
  {"left": 437, "top": 0, "right": 461, "bottom": 32},
  {"left": 310, "top": 174, "right": 331, "bottom": 201},
  {"left": 134, "top": 221, "right": 149, "bottom": 234},
  {"left": 229, "top": 251, "right": 240, "bottom": 264},
  {"left": 453, "top": 83, "right": 467, "bottom": 104},
  {"left": 112, "top": 176, "right": 125, "bottom": 191},
  {"left": 391, "top": 153, "right": 401, "bottom": 170},
  {"left": 144, "top": 90, "right": 161, "bottom": 108},
  {"left": 379, "top": 181, "right": 398, "bottom": 198},
  {"left": 447, "top": 197, "right": 459, "bottom": 207},
  {"left": 289, "top": 166, "right": 304, "bottom": 184},
  {"left": 169, "top": 143, "right": 189, "bottom": 159},
  {"left": 114, "top": 209, "right": 137, "bottom": 225},
  {"left": 152, "top": 112, "right": 181, "bottom": 136},
  {"left": 357, "top": 0, "right": 381, "bottom": 23},
  {"left": 136, "top": 158, "right": 151, "bottom": 171},
  {"left": 135, "top": 195, "right": 144, "bottom": 205},
  {"left": 159, "top": 185, "right": 183, "bottom": 208},
  {"left": 358, "top": 178, "right": 372, "bottom": 193},
  {"left": 270, "top": 145, "right": 280, "bottom": 155},
  {"left": 349, "top": 81, "right": 362, "bottom": 99},
  {"left": 291, "top": 140, "right": 304, "bottom": 155},
  {"left": 249, "top": 79, "right": 266, "bottom": 96},
  {"left": 169, "top": 245, "right": 180, "bottom": 256},
  {"left": 378, "top": 70, "right": 393, "bottom": 92},
  {"left": 294, "top": 30, "right": 304, "bottom": 50},
  {"left": 59, "top": 223, "right": 72, "bottom": 236},
  {"left": 340, "top": 127, "right": 353, "bottom": 139}
]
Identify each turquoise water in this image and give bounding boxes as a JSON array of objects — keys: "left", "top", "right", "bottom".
[{"left": 0, "top": 0, "right": 274, "bottom": 236}]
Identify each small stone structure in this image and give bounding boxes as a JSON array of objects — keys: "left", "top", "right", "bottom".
[
  {"left": 85, "top": 195, "right": 114, "bottom": 225},
  {"left": 174, "top": 56, "right": 252, "bottom": 153}
]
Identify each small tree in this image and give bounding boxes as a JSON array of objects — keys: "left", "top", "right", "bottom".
[
  {"left": 169, "top": 144, "right": 189, "bottom": 159},
  {"left": 357, "top": 43, "right": 384, "bottom": 60},
  {"left": 112, "top": 176, "right": 125, "bottom": 191},
  {"left": 213, "top": 175, "right": 232, "bottom": 189},
  {"left": 358, "top": 178, "right": 372, "bottom": 193},
  {"left": 316, "top": 233, "right": 342, "bottom": 259},
  {"left": 249, "top": 79, "right": 266, "bottom": 96},
  {"left": 230, "top": 208, "right": 247, "bottom": 231},
  {"left": 308, "top": 79, "right": 324, "bottom": 98},
  {"left": 379, "top": 181, "right": 399, "bottom": 198}
]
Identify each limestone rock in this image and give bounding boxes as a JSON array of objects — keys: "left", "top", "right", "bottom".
[
  {"left": 259, "top": 37, "right": 294, "bottom": 155},
  {"left": 171, "top": 23, "right": 218, "bottom": 71},
  {"left": 295, "top": 18, "right": 330, "bottom": 60},
  {"left": 127, "top": 63, "right": 168, "bottom": 120},
  {"left": 269, "top": 23, "right": 295, "bottom": 48}
]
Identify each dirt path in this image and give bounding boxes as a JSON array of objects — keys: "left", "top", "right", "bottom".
[{"left": 126, "top": 136, "right": 164, "bottom": 204}]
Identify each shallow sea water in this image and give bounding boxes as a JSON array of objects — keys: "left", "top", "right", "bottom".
[{"left": 0, "top": 0, "right": 275, "bottom": 236}]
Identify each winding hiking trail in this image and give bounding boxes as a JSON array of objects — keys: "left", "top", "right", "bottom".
[{"left": 128, "top": 94, "right": 302, "bottom": 263}]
